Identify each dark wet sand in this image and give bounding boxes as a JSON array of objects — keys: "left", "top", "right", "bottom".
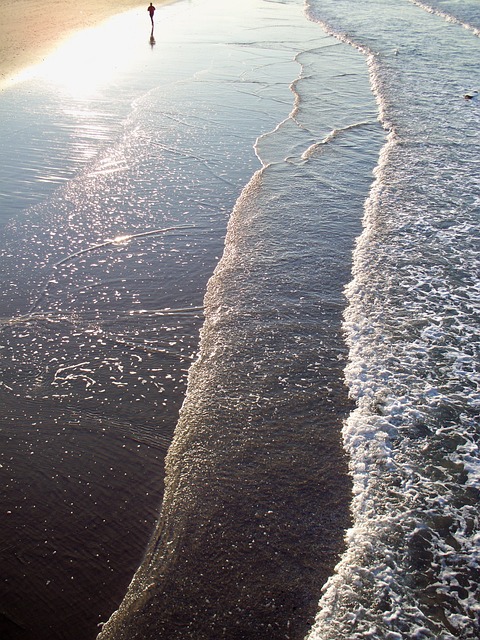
[
  {"left": 0, "top": 3, "right": 181, "bottom": 638},
  {"left": 0, "top": 391, "right": 185, "bottom": 639}
]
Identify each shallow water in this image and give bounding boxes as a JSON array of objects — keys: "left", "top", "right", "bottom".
[
  {"left": 1, "top": 0, "right": 381, "bottom": 638},
  {"left": 96, "top": 1, "right": 384, "bottom": 639},
  {"left": 0, "top": 1, "right": 308, "bottom": 637}
]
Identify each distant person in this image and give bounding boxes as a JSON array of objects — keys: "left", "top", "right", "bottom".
[{"left": 148, "top": 3, "right": 156, "bottom": 25}]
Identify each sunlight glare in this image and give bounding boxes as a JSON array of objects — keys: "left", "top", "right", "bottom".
[
  {"left": 14, "top": 11, "right": 146, "bottom": 98},
  {"left": 112, "top": 235, "right": 132, "bottom": 245},
  {"left": 8, "top": 0, "right": 262, "bottom": 97}
]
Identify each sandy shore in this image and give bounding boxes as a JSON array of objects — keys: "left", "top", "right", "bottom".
[{"left": 0, "top": 0, "right": 171, "bottom": 83}]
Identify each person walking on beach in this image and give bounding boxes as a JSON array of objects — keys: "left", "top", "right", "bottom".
[{"left": 148, "top": 3, "right": 155, "bottom": 25}]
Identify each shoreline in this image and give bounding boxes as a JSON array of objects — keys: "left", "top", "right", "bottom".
[{"left": 0, "top": 0, "right": 172, "bottom": 85}]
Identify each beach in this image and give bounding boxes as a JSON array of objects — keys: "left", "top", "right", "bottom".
[
  {"left": 0, "top": 0, "right": 371, "bottom": 637},
  {"left": 0, "top": 0, "right": 355, "bottom": 637},
  {"left": 0, "top": 2, "right": 192, "bottom": 639},
  {"left": 2, "top": 0, "right": 478, "bottom": 638},
  {"left": 0, "top": 0, "right": 170, "bottom": 84}
]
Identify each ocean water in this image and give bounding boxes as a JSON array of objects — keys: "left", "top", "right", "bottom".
[
  {"left": 303, "top": 0, "right": 480, "bottom": 639},
  {"left": 0, "top": 0, "right": 478, "bottom": 639}
]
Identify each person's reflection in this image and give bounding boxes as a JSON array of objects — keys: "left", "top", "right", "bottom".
[{"left": 150, "top": 27, "right": 156, "bottom": 47}]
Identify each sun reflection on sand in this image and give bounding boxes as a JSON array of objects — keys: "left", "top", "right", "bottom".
[
  {"left": 10, "top": 10, "right": 149, "bottom": 98},
  {"left": 6, "top": 0, "right": 264, "bottom": 97}
]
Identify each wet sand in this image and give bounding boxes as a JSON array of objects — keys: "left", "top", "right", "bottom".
[
  {"left": 1, "top": 1, "right": 356, "bottom": 638},
  {"left": 0, "top": 2, "right": 180, "bottom": 639},
  {"left": 0, "top": 0, "right": 170, "bottom": 84}
]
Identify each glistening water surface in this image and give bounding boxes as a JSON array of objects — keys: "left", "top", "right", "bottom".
[
  {"left": 1, "top": 1, "right": 342, "bottom": 637},
  {"left": 97, "top": 0, "right": 385, "bottom": 639},
  {"left": 1, "top": 0, "right": 385, "bottom": 638}
]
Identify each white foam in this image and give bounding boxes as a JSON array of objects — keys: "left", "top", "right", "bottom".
[{"left": 305, "top": 0, "right": 480, "bottom": 637}]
